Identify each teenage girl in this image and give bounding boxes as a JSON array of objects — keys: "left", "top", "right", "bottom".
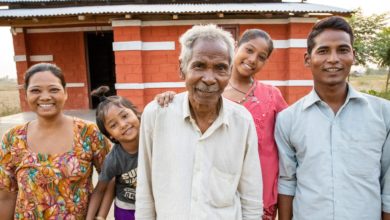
[
  {"left": 86, "top": 86, "right": 141, "bottom": 220},
  {"left": 225, "top": 29, "right": 288, "bottom": 220}
]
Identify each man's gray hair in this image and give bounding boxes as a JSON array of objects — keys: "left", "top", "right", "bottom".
[{"left": 179, "top": 24, "right": 235, "bottom": 73}]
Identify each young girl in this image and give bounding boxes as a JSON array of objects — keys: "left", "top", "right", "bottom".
[
  {"left": 156, "top": 29, "right": 287, "bottom": 220},
  {"left": 86, "top": 86, "right": 141, "bottom": 220}
]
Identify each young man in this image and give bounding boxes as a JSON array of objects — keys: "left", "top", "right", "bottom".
[{"left": 276, "top": 16, "right": 390, "bottom": 220}]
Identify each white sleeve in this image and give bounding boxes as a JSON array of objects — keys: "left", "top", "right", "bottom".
[
  {"left": 239, "top": 118, "right": 263, "bottom": 219},
  {"left": 135, "top": 103, "right": 157, "bottom": 220}
]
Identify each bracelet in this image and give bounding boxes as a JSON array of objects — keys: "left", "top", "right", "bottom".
[{"left": 94, "top": 217, "right": 105, "bottom": 220}]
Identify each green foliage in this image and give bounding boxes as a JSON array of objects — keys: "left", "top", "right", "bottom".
[
  {"left": 363, "top": 89, "right": 390, "bottom": 101},
  {"left": 372, "top": 27, "right": 390, "bottom": 68},
  {"left": 371, "top": 27, "right": 390, "bottom": 91},
  {"left": 348, "top": 8, "right": 388, "bottom": 66}
]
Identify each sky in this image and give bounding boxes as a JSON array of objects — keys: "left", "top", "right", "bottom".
[{"left": 0, "top": 0, "right": 389, "bottom": 79}]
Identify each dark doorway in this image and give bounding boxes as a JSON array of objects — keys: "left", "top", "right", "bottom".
[{"left": 86, "top": 31, "right": 116, "bottom": 108}]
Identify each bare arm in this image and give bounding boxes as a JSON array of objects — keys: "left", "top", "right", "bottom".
[
  {"left": 86, "top": 181, "right": 109, "bottom": 220},
  {"left": 278, "top": 194, "right": 293, "bottom": 220},
  {"left": 96, "top": 178, "right": 116, "bottom": 218},
  {"left": 383, "top": 212, "right": 390, "bottom": 220},
  {"left": 0, "top": 190, "right": 17, "bottom": 220}
]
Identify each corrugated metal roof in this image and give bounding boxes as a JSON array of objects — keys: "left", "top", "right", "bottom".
[
  {"left": 0, "top": 3, "right": 351, "bottom": 17},
  {"left": 0, "top": 0, "right": 72, "bottom": 1}
]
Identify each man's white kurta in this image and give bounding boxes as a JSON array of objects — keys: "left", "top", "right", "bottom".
[{"left": 136, "top": 92, "right": 263, "bottom": 220}]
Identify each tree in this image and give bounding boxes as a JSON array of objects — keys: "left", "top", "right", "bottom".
[
  {"left": 372, "top": 27, "right": 390, "bottom": 91},
  {"left": 348, "top": 8, "right": 388, "bottom": 66}
]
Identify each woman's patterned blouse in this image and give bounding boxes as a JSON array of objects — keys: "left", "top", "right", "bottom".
[{"left": 0, "top": 118, "right": 111, "bottom": 219}]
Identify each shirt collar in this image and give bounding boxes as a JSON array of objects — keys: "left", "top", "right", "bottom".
[
  {"left": 182, "top": 92, "right": 229, "bottom": 127},
  {"left": 346, "top": 84, "right": 367, "bottom": 102},
  {"left": 302, "top": 88, "right": 322, "bottom": 110},
  {"left": 302, "top": 84, "right": 368, "bottom": 110}
]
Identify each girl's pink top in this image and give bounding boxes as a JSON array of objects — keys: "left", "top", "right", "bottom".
[{"left": 236, "top": 81, "right": 288, "bottom": 214}]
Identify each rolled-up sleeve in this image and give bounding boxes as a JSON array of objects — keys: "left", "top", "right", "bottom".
[
  {"left": 239, "top": 119, "right": 263, "bottom": 219},
  {"left": 136, "top": 103, "right": 157, "bottom": 220},
  {"left": 381, "top": 126, "right": 390, "bottom": 213},
  {"left": 275, "top": 112, "right": 297, "bottom": 196}
]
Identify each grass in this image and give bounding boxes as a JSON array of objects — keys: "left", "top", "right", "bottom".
[
  {"left": 0, "top": 77, "right": 21, "bottom": 117},
  {"left": 364, "top": 90, "right": 390, "bottom": 100},
  {"left": 349, "top": 74, "right": 388, "bottom": 92},
  {"left": 349, "top": 73, "right": 390, "bottom": 100}
]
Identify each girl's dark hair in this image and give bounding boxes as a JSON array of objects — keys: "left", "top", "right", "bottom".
[
  {"left": 91, "top": 86, "right": 141, "bottom": 143},
  {"left": 24, "top": 63, "right": 66, "bottom": 89},
  {"left": 237, "top": 29, "right": 274, "bottom": 58},
  {"left": 307, "top": 16, "right": 354, "bottom": 55}
]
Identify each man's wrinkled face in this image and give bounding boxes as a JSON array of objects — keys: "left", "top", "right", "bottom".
[{"left": 183, "top": 39, "right": 231, "bottom": 108}]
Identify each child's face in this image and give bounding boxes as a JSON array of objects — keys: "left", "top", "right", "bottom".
[
  {"left": 233, "top": 37, "right": 269, "bottom": 78},
  {"left": 104, "top": 104, "right": 140, "bottom": 144}
]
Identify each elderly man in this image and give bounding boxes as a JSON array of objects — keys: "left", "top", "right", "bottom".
[
  {"left": 276, "top": 16, "right": 390, "bottom": 220},
  {"left": 136, "top": 24, "right": 263, "bottom": 219}
]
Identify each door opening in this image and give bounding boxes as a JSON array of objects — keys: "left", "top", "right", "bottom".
[{"left": 86, "top": 31, "right": 116, "bottom": 108}]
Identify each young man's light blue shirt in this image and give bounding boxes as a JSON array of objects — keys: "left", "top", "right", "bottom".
[{"left": 275, "top": 84, "right": 390, "bottom": 220}]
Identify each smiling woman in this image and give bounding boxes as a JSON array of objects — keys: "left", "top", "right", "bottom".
[
  {"left": 24, "top": 64, "right": 67, "bottom": 119},
  {"left": 0, "top": 63, "right": 111, "bottom": 219}
]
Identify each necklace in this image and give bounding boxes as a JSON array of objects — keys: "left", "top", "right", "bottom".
[
  {"left": 228, "top": 77, "right": 254, "bottom": 95},
  {"left": 228, "top": 79, "right": 257, "bottom": 104},
  {"left": 228, "top": 82, "right": 248, "bottom": 95}
]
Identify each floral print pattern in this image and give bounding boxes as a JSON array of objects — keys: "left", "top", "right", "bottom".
[{"left": 0, "top": 118, "right": 111, "bottom": 219}]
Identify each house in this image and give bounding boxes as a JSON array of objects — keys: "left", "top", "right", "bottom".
[{"left": 0, "top": 0, "right": 351, "bottom": 110}]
